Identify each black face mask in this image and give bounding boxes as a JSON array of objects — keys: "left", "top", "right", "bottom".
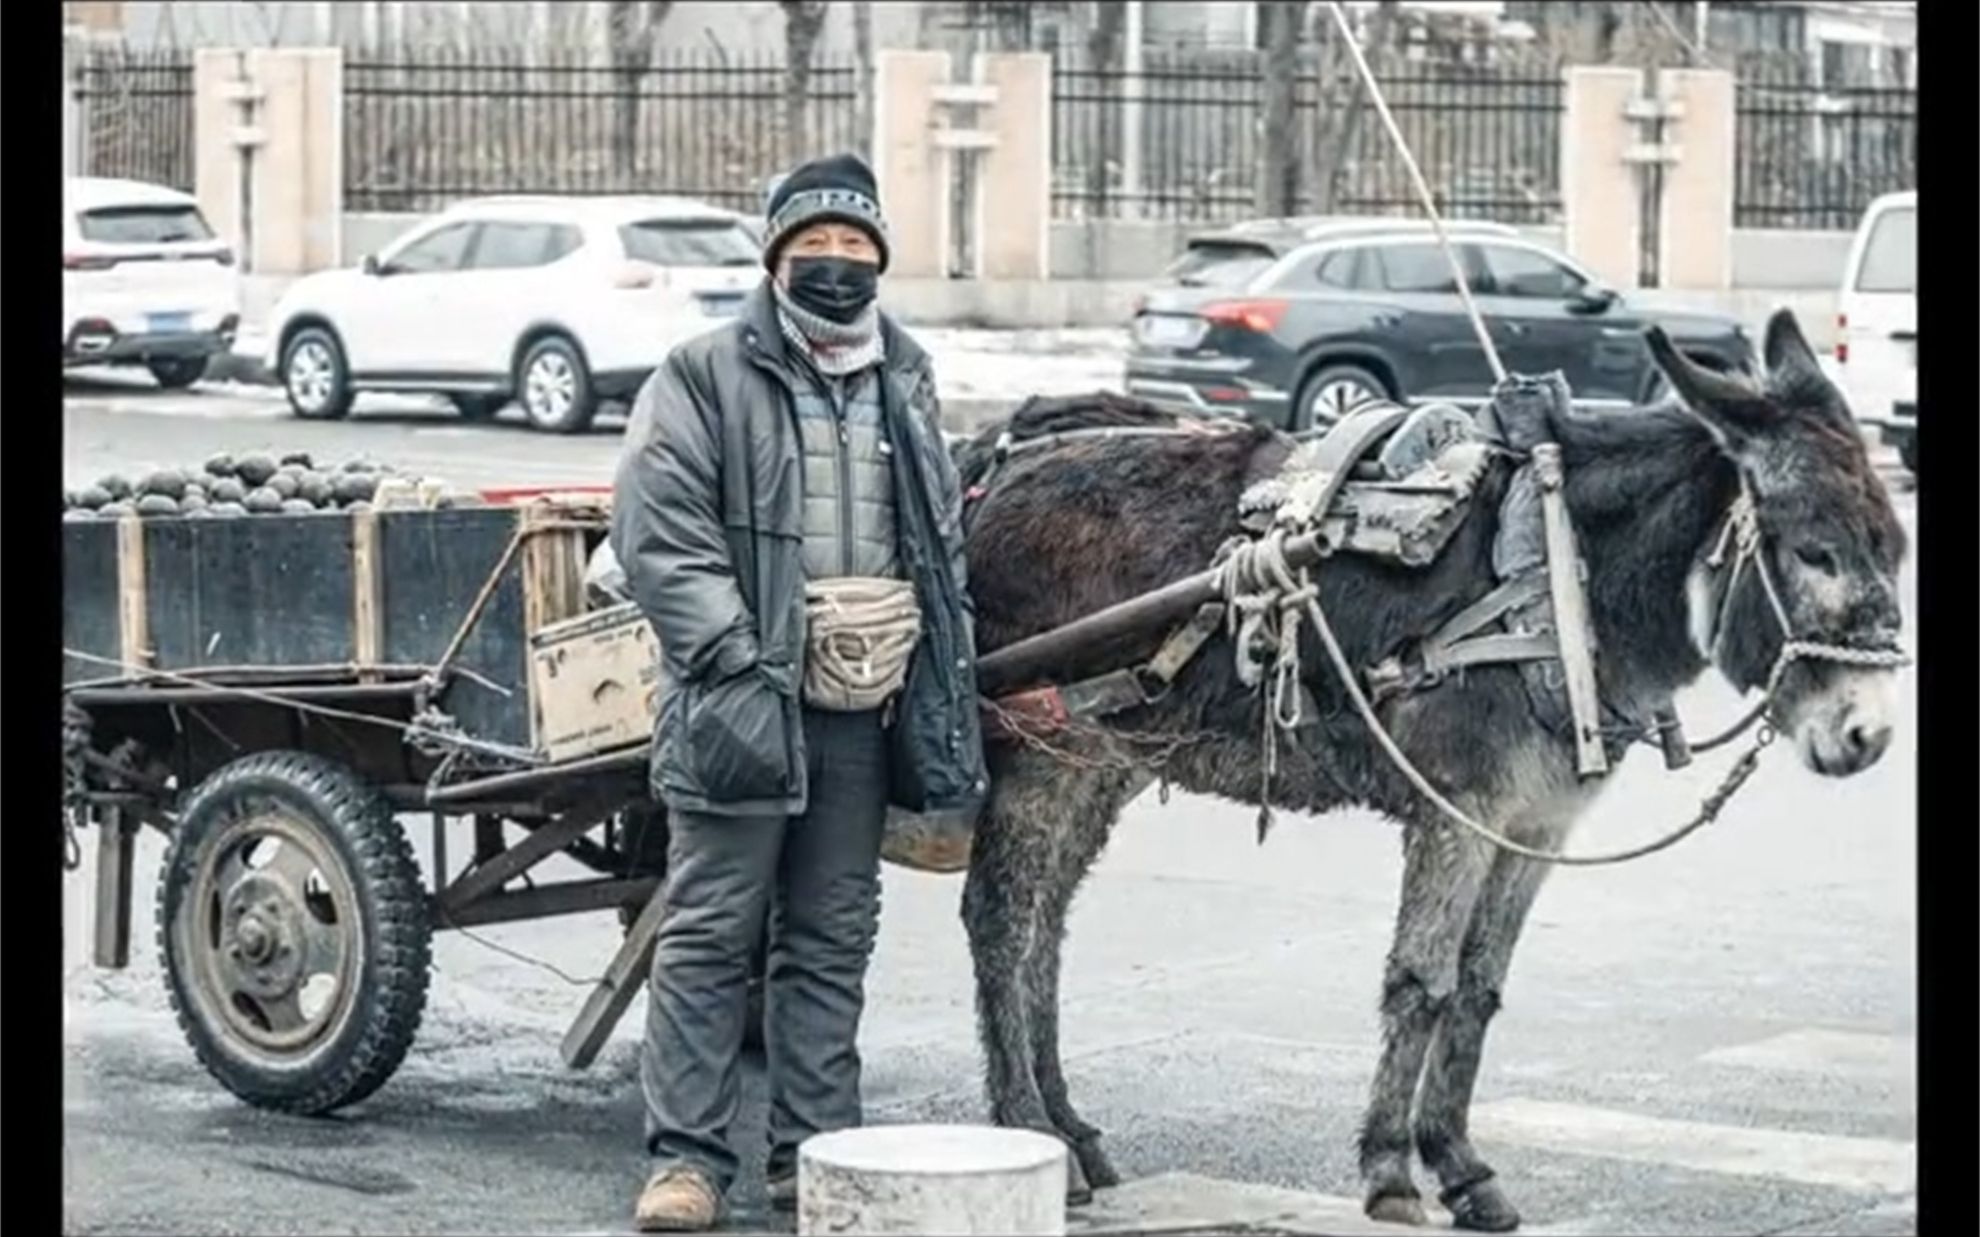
[{"left": 784, "top": 255, "right": 879, "bottom": 324}]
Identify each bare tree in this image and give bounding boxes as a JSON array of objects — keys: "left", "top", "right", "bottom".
[
  {"left": 608, "top": 2, "right": 675, "bottom": 180},
  {"left": 852, "top": 0, "right": 874, "bottom": 160},
  {"left": 1309, "top": 0, "right": 1399, "bottom": 215},
  {"left": 1085, "top": 1, "right": 1129, "bottom": 210},
  {"left": 1257, "top": 0, "right": 1300, "bottom": 216},
  {"left": 780, "top": 1, "right": 831, "bottom": 166}
]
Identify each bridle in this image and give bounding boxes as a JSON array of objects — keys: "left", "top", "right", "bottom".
[{"left": 1699, "top": 475, "right": 1911, "bottom": 716}]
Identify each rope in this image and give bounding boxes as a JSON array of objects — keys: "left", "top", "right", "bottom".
[
  {"left": 62, "top": 649, "right": 544, "bottom": 767},
  {"left": 1323, "top": 1, "right": 1506, "bottom": 385},
  {"left": 1219, "top": 531, "right": 1784, "bottom": 866}
]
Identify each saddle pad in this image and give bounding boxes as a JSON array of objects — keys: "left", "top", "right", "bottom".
[{"left": 1240, "top": 404, "right": 1490, "bottom": 568}]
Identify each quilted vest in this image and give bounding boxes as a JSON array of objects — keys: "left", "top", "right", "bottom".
[{"left": 793, "top": 367, "right": 901, "bottom": 580}]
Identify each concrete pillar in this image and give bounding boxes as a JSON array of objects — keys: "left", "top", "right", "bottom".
[
  {"left": 1560, "top": 67, "right": 1643, "bottom": 290},
  {"left": 975, "top": 53, "right": 1051, "bottom": 281},
  {"left": 873, "top": 50, "right": 953, "bottom": 280},
  {"left": 798, "top": 1124, "right": 1067, "bottom": 1236},
  {"left": 1656, "top": 69, "right": 1736, "bottom": 290},
  {"left": 194, "top": 48, "right": 343, "bottom": 276}
]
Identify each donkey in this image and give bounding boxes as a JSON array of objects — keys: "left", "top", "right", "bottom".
[{"left": 952, "top": 310, "right": 1906, "bottom": 1231}]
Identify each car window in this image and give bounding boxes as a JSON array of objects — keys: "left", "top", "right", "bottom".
[
  {"left": 1854, "top": 205, "right": 1914, "bottom": 294},
  {"left": 77, "top": 203, "right": 214, "bottom": 245},
  {"left": 1314, "top": 248, "right": 1363, "bottom": 290},
  {"left": 388, "top": 222, "right": 477, "bottom": 274},
  {"left": 1481, "top": 244, "right": 1586, "bottom": 298},
  {"left": 468, "top": 221, "right": 579, "bottom": 270},
  {"left": 618, "top": 219, "right": 759, "bottom": 267},
  {"left": 1165, "top": 242, "right": 1276, "bottom": 289},
  {"left": 1373, "top": 243, "right": 1462, "bottom": 293}
]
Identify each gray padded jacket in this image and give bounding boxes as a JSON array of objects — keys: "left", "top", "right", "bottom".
[{"left": 610, "top": 282, "right": 987, "bottom": 820}]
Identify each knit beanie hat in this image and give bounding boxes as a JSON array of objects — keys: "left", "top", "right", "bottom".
[{"left": 762, "top": 153, "right": 891, "bottom": 274}]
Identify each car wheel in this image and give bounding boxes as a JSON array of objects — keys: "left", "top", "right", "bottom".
[
  {"left": 516, "top": 335, "right": 596, "bottom": 434},
  {"left": 148, "top": 357, "right": 208, "bottom": 389},
  {"left": 1898, "top": 434, "right": 1917, "bottom": 474},
  {"left": 282, "top": 327, "right": 354, "bottom": 421},
  {"left": 1294, "top": 363, "right": 1390, "bottom": 432},
  {"left": 450, "top": 393, "right": 507, "bottom": 422}
]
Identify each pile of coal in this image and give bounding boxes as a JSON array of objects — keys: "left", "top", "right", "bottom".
[{"left": 64, "top": 453, "right": 479, "bottom": 519}]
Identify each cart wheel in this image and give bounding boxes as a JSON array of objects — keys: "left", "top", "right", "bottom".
[{"left": 157, "top": 751, "right": 431, "bottom": 1114}]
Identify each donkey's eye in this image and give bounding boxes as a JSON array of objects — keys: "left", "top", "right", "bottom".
[{"left": 1794, "top": 544, "right": 1839, "bottom": 574}]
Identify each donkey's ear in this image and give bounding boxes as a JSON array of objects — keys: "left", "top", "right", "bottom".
[
  {"left": 1762, "top": 307, "right": 1822, "bottom": 377},
  {"left": 1645, "top": 326, "right": 1772, "bottom": 441},
  {"left": 1760, "top": 306, "right": 1853, "bottom": 425}
]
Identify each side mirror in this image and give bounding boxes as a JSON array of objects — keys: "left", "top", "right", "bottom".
[
  {"left": 361, "top": 254, "right": 381, "bottom": 276},
  {"left": 1569, "top": 284, "right": 1617, "bottom": 314}
]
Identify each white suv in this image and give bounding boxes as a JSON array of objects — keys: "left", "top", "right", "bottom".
[
  {"left": 64, "top": 177, "right": 241, "bottom": 386},
  {"left": 264, "top": 195, "right": 761, "bottom": 432},
  {"left": 1835, "top": 190, "right": 1915, "bottom": 473}
]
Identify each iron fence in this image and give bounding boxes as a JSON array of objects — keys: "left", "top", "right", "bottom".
[
  {"left": 343, "top": 48, "right": 860, "bottom": 214},
  {"left": 1050, "top": 50, "right": 1565, "bottom": 225},
  {"left": 1734, "top": 55, "right": 1916, "bottom": 231},
  {"left": 73, "top": 47, "right": 196, "bottom": 191}
]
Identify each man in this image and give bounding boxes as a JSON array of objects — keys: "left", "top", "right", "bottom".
[{"left": 611, "top": 153, "right": 988, "bottom": 1232}]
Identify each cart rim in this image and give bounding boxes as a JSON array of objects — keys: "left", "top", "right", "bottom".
[{"left": 176, "top": 806, "right": 366, "bottom": 1061}]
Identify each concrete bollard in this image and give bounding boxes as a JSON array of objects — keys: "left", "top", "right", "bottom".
[{"left": 797, "top": 1124, "right": 1068, "bottom": 1235}]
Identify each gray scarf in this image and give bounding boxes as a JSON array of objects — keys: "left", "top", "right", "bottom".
[{"left": 772, "top": 281, "right": 886, "bottom": 377}]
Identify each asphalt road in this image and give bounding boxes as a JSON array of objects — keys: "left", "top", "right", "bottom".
[{"left": 62, "top": 374, "right": 1919, "bottom": 1236}]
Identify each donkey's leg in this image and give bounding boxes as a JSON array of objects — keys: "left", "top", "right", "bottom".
[
  {"left": 1028, "top": 770, "right": 1147, "bottom": 1192},
  {"left": 1359, "top": 825, "right": 1496, "bottom": 1226},
  {"left": 1413, "top": 850, "right": 1552, "bottom": 1233}
]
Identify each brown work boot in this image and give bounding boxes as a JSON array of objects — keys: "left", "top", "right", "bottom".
[{"left": 634, "top": 1164, "right": 723, "bottom": 1232}]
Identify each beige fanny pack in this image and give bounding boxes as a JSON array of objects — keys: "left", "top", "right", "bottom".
[{"left": 802, "top": 576, "right": 923, "bottom": 712}]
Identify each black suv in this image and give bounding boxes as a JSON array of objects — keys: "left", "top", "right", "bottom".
[{"left": 1126, "top": 220, "right": 1754, "bottom": 429}]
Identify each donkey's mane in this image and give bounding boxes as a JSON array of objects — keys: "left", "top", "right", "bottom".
[{"left": 953, "top": 392, "right": 1188, "bottom": 489}]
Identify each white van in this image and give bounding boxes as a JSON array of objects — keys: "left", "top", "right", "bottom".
[
  {"left": 63, "top": 177, "right": 241, "bottom": 386},
  {"left": 1835, "top": 190, "right": 1915, "bottom": 473}
]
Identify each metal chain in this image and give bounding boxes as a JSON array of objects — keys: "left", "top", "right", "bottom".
[{"left": 979, "top": 697, "right": 1216, "bottom": 775}]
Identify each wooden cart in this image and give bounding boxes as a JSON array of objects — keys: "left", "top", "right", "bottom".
[{"left": 62, "top": 490, "right": 751, "bottom": 1114}]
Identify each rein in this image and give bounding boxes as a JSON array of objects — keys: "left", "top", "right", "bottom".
[{"left": 1216, "top": 474, "right": 1909, "bottom": 868}]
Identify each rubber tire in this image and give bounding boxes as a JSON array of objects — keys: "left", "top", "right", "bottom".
[
  {"left": 451, "top": 393, "right": 508, "bottom": 422},
  {"left": 281, "top": 326, "right": 355, "bottom": 421},
  {"left": 1898, "top": 434, "right": 1917, "bottom": 474},
  {"left": 1293, "top": 362, "right": 1391, "bottom": 432},
  {"left": 158, "top": 751, "right": 431, "bottom": 1115},
  {"left": 148, "top": 357, "right": 207, "bottom": 389},
  {"left": 516, "top": 334, "right": 597, "bottom": 434}
]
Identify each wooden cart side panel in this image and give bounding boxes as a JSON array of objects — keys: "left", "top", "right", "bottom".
[
  {"left": 63, "top": 520, "right": 124, "bottom": 685},
  {"left": 143, "top": 516, "right": 358, "bottom": 672},
  {"left": 351, "top": 508, "right": 384, "bottom": 682},
  {"left": 378, "top": 508, "right": 532, "bottom": 750}
]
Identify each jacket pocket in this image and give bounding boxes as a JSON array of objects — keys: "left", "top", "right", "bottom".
[{"left": 684, "top": 666, "right": 793, "bottom": 802}]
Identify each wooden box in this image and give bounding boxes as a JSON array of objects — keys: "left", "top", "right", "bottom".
[
  {"left": 528, "top": 603, "right": 660, "bottom": 763},
  {"left": 62, "top": 502, "right": 597, "bottom": 753}
]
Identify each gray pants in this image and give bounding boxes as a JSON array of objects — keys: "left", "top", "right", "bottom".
[{"left": 641, "top": 707, "right": 890, "bottom": 1192}]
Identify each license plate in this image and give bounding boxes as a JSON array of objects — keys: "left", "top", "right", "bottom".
[
  {"left": 148, "top": 312, "right": 192, "bottom": 334},
  {"left": 1137, "top": 314, "right": 1203, "bottom": 347},
  {"left": 696, "top": 293, "right": 743, "bottom": 318}
]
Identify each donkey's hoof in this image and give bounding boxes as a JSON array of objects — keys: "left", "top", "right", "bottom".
[
  {"left": 1443, "top": 1176, "right": 1521, "bottom": 1233},
  {"left": 1073, "top": 1136, "right": 1121, "bottom": 1191},
  {"left": 1365, "top": 1191, "right": 1430, "bottom": 1226},
  {"left": 1065, "top": 1149, "right": 1095, "bottom": 1207}
]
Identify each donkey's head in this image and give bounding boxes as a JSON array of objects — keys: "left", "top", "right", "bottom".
[{"left": 1646, "top": 309, "right": 1907, "bottom": 777}]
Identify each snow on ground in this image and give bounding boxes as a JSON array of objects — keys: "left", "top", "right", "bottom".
[{"left": 228, "top": 325, "right": 1132, "bottom": 406}]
